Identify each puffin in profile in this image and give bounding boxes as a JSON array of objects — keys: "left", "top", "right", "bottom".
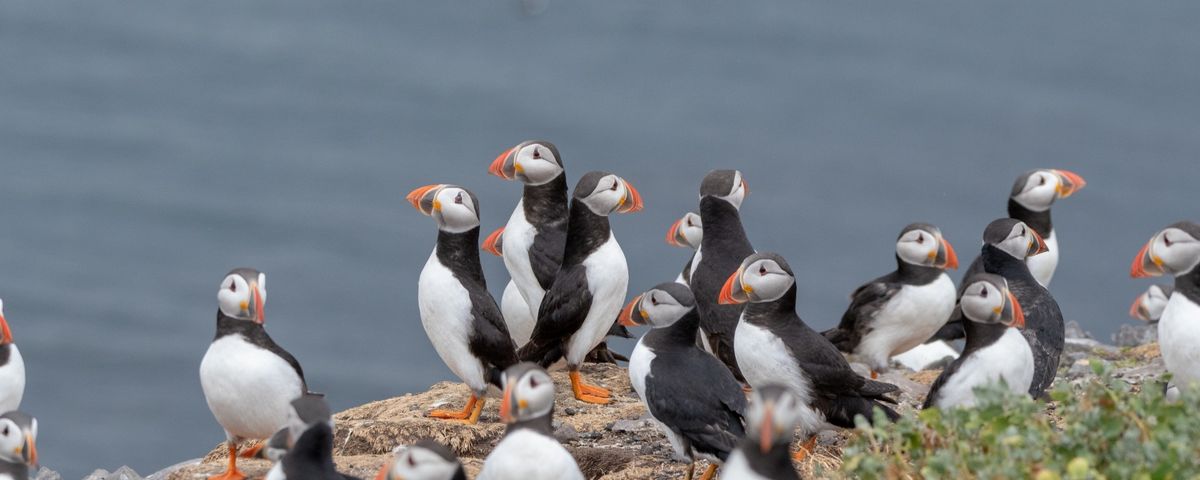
[
  {"left": 408, "top": 184, "right": 518, "bottom": 424},
  {"left": 621, "top": 283, "right": 745, "bottom": 480},
  {"left": 0, "top": 300, "right": 25, "bottom": 413},
  {"left": 923, "top": 274, "right": 1033, "bottom": 409},
  {"left": 517, "top": 171, "right": 643, "bottom": 404},
  {"left": 665, "top": 211, "right": 704, "bottom": 286},
  {"left": 272, "top": 395, "right": 361, "bottom": 480},
  {"left": 0, "top": 411, "right": 37, "bottom": 480},
  {"left": 1005, "top": 169, "right": 1086, "bottom": 287},
  {"left": 690, "top": 170, "right": 753, "bottom": 381},
  {"left": 721, "top": 252, "right": 899, "bottom": 460},
  {"left": 822, "top": 223, "right": 959, "bottom": 377},
  {"left": 721, "top": 385, "right": 802, "bottom": 480},
  {"left": 1130, "top": 284, "right": 1174, "bottom": 323},
  {"left": 200, "top": 267, "right": 310, "bottom": 480},
  {"left": 478, "top": 363, "right": 585, "bottom": 480},
  {"left": 1131, "top": 221, "right": 1200, "bottom": 391},
  {"left": 374, "top": 439, "right": 466, "bottom": 480}
]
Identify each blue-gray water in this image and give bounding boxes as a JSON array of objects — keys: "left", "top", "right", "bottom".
[{"left": 1, "top": 1, "right": 1197, "bottom": 476}]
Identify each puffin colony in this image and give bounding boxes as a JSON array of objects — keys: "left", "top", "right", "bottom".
[{"left": 3, "top": 143, "right": 1197, "bottom": 480}]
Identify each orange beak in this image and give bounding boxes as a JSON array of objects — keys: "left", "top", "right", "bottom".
[
  {"left": 1131, "top": 239, "right": 1164, "bottom": 278},
  {"left": 251, "top": 282, "right": 265, "bottom": 324},
  {"left": 665, "top": 218, "right": 687, "bottom": 247},
  {"left": 499, "top": 381, "right": 515, "bottom": 423},
  {"left": 489, "top": 147, "right": 517, "bottom": 179},
  {"left": 0, "top": 313, "right": 11, "bottom": 345},
  {"left": 1028, "top": 229, "right": 1050, "bottom": 257},
  {"left": 938, "top": 237, "right": 959, "bottom": 270},
  {"left": 373, "top": 458, "right": 394, "bottom": 480},
  {"left": 759, "top": 402, "right": 773, "bottom": 454},
  {"left": 1053, "top": 169, "right": 1086, "bottom": 198},
  {"left": 718, "top": 268, "right": 748, "bottom": 305},
  {"left": 618, "top": 295, "right": 643, "bottom": 327},
  {"left": 406, "top": 184, "right": 445, "bottom": 215},
  {"left": 1007, "top": 290, "right": 1025, "bottom": 329},
  {"left": 742, "top": 178, "right": 749, "bottom": 196},
  {"left": 482, "top": 227, "right": 505, "bottom": 257},
  {"left": 1129, "top": 293, "right": 1151, "bottom": 321},
  {"left": 616, "top": 179, "right": 644, "bottom": 213}
]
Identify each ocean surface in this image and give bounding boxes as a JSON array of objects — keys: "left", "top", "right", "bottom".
[{"left": 1, "top": 1, "right": 1198, "bottom": 476}]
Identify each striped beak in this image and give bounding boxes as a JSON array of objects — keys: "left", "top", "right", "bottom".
[
  {"left": 1027, "top": 229, "right": 1050, "bottom": 257},
  {"left": 482, "top": 227, "right": 505, "bottom": 257},
  {"left": 406, "top": 184, "right": 447, "bottom": 216},
  {"left": 931, "top": 236, "right": 959, "bottom": 270},
  {"left": 0, "top": 312, "right": 11, "bottom": 345},
  {"left": 615, "top": 179, "right": 644, "bottom": 214},
  {"left": 1053, "top": 169, "right": 1086, "bottom": 198},
  {"left": 665, "top": 218, "right": 689, "bottom": 247},
  {"left": 1129, "top": 293, "right": 1152, "bottom": 321},
  {"left": 1002, "top": 289, "right": 1025, "bottom": 329},
  {"left": 1131, "top": 236, "right": 1164, "bottom": 278},
  {"left": 618, "top": 295, "right": 644, "bottom": 327},
  {"left": 489, "top": 146, "right": 518, "bottom": 180},
  {"left": 718, "top": 268, "right": 749, "bottom": 305}
]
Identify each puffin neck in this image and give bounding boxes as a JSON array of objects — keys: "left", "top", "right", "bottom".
[
  {"left": 522, "top": 174, "right": 569, "bottom": 226},
  {"left": 1175, "top": 266, "right": 1200, "bottom": 304},
  {"left": 961, "top": 317, "right": 1009, "bottom": 355},
  {"left": 436, "top": 227, "right": 486, "bottom": 287},
  {"left": 699, "top": 196, "right": 751, "bottom": 251},
  {"left": 741, "top": 441, "right": 796, "bottom": 479},
  {"left": 981, "top": 244, "right": 1037, "bottom": 283},
  {"left": 561, "top": 198, "right": 610, "bottom": 266},
  {"left": 507, "top": 408, "right": 554, "bottom": 437},
  {"left": 743, "top": 285, "right": 798, "bottom": 320},
  {"left": 652, "top": 308, "right": 703, "bottom": 345},
  {"left": 894, "top": 255, "right": 945, "bottom": 285},
  {"left": 1008, "top": 199, "right": 1053, "bottom": 237},
  {"left": 214, "top": 310, "right": 265, "bottom": 340}
]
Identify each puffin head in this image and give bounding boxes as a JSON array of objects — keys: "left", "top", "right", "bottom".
[
  {"left": 1130, "top": 284, "right": 1174, "bottom": 322},
  {"left": 618, "top": 282, "right": 696, "bottom": 329},
  {"left": 407, "top": 184, "right": 482, "bottom": 234},
  {"left": 665, "top": 212, "right": 703, "bottom": 249},
  {"left": 982, "top": 218, "right": 1048, "bottom": 260},
  {"left": 489, "top": 140, "right": 564, "bottom": 186},
  {"left": 0, "top": 411, "right": 37, "bottom": 468},
  {"left": 895, "top": 223, "right": 958, "bottom": 270},
  {"left": 958, "top": 273, "right": 1025, "bottom": 329},
  {"left": 699, "top": 169, "right": 748, "bottom": 210},
  {"left": 746, "top": 385, "right": 803, "bottom": 454},
  {"left": 573, "top": 171, "right": 643, "bottom": 216},
  {"left": 1131, "top": 221, "right": 1200, "bottom": 278},
  {"left": 285, "top": 394, "right": 333, "bottom": 446},
  {"left": 0, "top": 299, "right": 13, "bottom": 346},
  {"left": 499, "top": 363, "right": 556, "bottom": 424},
  {"left": 1009, "top": 169, "right": 1087, "bottom": 212},
  {"left": 375, "top": 439, "right": 464, "bottom": 480},
  {"left": 718, "top": 252, "right": 795, "bottom": 305},
  {"left": 217, "top": 268, "right": 267, "bottom": 324}
]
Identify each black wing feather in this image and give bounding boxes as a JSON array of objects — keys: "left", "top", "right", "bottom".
[
  {"left": 644, "top": 349, "right": 746, "bottom": 460},
  {"left": 467, "top": 286, "right": 519, "bottom": 378},
  {"left": 823, "top": 276, "right": 901, "bottom": 352},
  {"left": 519, "top": 264, "right": 592, "bottom": 365}
]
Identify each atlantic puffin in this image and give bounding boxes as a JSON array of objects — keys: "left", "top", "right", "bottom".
[
  {"left": 408, "top": 184, "right": 518, "bottom": 423},
  {"left": 260, "top": 393, "right": 333, "bottom": 478},
  {"left": 0, "top": 411, "right": 37, "bottom": 480},
  {"left": 374, "top": 439, "right": 466, "bottom": 480},
  {"left": 621, "top": 283, "right": 745, "bottom": 480},
  {"left": 665, "top": 211, "right": 704, "bottom": 286},
  {"left": 721, "top": 385, "right": 802, "bottom": 480},
  {"left": 274, "top": 395, "right": 361, "bottom": 480},
  {"left": 200, "top": 267, "right": 310, "bottom": 480},
  {"left": 517, "top": 171, "right": 642, "bottom": 404},
  {"left": 1131, "top": 221, "right": 1200, "bottom": 391},
  {"left": 0, "top": 300, "right": 25, "bottom": 413},
  {"left": 690, "top": 170, "right": 753, "bottom": 381},
  {"left": 822, "top": 223, "right": 959, "bottom": 377},
  {"left": 923, "top": 274, "right": 1033, "bottom": 409},
  {"left": 477, "top": 363, "right": 585, "bottom": 480},
  {"left": 720, "top": 252, "right": 899, "bottom": 460},
  {"left": 1130, "top": 284, "right": 1174, "bottom": 323},
  {"left": 1005, "top": 169, "right": 1086, "bottom": 287}
]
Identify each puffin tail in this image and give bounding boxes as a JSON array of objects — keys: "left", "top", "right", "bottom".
[
  {"left": 517, "top": 341, "right": 563, "bottom": 368},
  {"left": 822, "top": 395, "right": 901, "bottom": 429}
]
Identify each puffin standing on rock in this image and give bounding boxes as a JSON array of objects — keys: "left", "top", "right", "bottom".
[
  {"left": 622, "top": 283, "right": 745, "bottom": 480},
  {"left": 200, "top": 267, "right": 311, "bottom": 480},
  {"left": 409, "top": 184, "right": 518, "bottom": 424},
  {"left": 374, "top": 439, "right": 466, "bottom": 480},
  {"left": 0, "top": 411, "right": 37, "bottom": 480},
  {"left": 722, "top": 385, "right": 803, "bottom": 480},
  {"left": 517, "top": 171, "right": 643, "bottom": 404},
  {"left": 478, "top": 363, "right": 585, "bottom": 480},
  {"left": 1131, "top": 221, "right": 1200, "bottom": 391},
  {"left": 666, "top": 212, "right": 704, "bottom": 286},
  {"left": 822, "top": 223, "right": 959, "bottom": 377},
  {"left": 0, "top": 300, "right": 25, "bottom": 413},
  {"left": 721, "top": 252, "right": 900, "bottom": 460}
]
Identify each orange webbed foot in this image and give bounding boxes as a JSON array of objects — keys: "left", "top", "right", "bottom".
[
  {"left": 429, "top": 394, "right": 479, "bottom": 423},
  {"left": 569, "top": 370, "right": 612, "bottom": 404}
]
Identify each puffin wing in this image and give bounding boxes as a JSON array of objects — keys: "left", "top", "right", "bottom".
[
  {"left": 244, "top": 326, "right": 310, "bottom": 393},
  {"left": 528, "top": 226, "right": 567, "bottom": 291},
  {"left": 519, "top": 264, "right": 593, "bottom": 363},
  {"left": 777, "top": 316, "right": 898, "bottom": 398},
  {"left": 921, "top": 355, "right": 967, "bottom": 409},
  {"left": 644, "top": 351, "right": 747, "bottom": 459},
  {"left": 467, "top": 288, "right": 520, "bottom": 372},
  {"left": 823, "top": 275, "right": 900, "bottom": 350}
]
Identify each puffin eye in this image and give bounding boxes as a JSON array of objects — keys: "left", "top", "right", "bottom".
[
  {"left": 230, "top": 282, "right": 237, "bottom": 293},
  {"left": 980, "top": 287, "right": 988, "bottom": 298},
  {"left": 454, "top": 193, "right": 463, "bottom": 204},
  {"left": 916, "top": 234, "right": 924, "bottom": 244},
  {"left": 528, "top": 376, "right": 540, "bottom": 388},
  {"left": 1020, "top": 227, "right": 1026, "bottom": 236},
  {"left": 759, "top": 265, "right": 767, "bottom": 276},
  {"left": 1164, "top": 235, "right": 1172, "bottom": 247},
  {"left": 2, "top": 426, "right": 8, "bottom": 436},
  {"left": 408, "top": 454, "right": 416, "bottom": 467},
  {"left": 532, "top": 148, "right": 541, "bottom": 159},
  {"left": 650, "top": 295, "right": 659, "bottom": 306},
  {"left": 610, "top": 181, "right": 619, "bottom": 191},
  {"left": 1039, "top": 176, "right": 1047, "bottom": 186}
]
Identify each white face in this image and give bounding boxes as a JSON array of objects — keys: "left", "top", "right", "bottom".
[
  {"left": 994, "top": 221, "right": 1042, "bottom": 260},
  {"left": 896, "top": 228, "right": 940, "bottom": 266},
  {"left": 512, "top": 143, "right": 563, "bottom": 186},
  {"left": 580, "top": 174, "right": 638, "bottom": 216},
  {"left": 506, "top": 369, "right": 555, "bottom": 422},
  {"left": 1011, "top": 170, "right": 1062, "bottom": 212},
  {"left": 0, "top": 417, "right": 34, "bottom": 465},
  {"left": 636, "top": 290, "right": 692, "bottom": 329},
  {"left": 431, "top": 187, "right": 480, "bottom": 233},
  {"left": 679, "top": 213, "right": 703, "bottom": 248},
  {"left": 384, "top": 446, "right": 460, "bottom": 480},
  {"left": 740, "top": 259, "right": 795, "bottom": 303},
  {"left": 1132, "top": 285, "right": 1172, "bottom": 322},
  {"left": 960, "top": 280, "right": 1012, "bottom": 325},
  {"left": 217, "top": 273, "right": 266, "bottom": 322},
  {"left": 1147, "top": 227, "right": 1200, "bottom": 276}
]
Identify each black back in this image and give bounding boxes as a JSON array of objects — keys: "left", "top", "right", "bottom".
[
  {"left": 521, "top": 174, "right": 570, "bottom": 291},
  {"left": 824, "top": 256, "right": 946, "bottom": 351},
  {"left": 979, "top": 244, "right": 1063, "bottom": 397},
  {"left": 691, "top": 196, "right": 754, "bottom": 380},
  {"left": 437, "top": 227, "right": 519, "bottom": 387},
  {"left": 922, "top": 319, "right": 1011, "bottom": 408},
  {"left": 215, "top": 312, "right": 309, "bottom": 392},
  {"left": 1176, "top": 265, "right": 1200, "bottom": 305},
  {"left": 282, "top": 422, "right": 361, "bottom": 480},
  {"left": 735, "top": 442, "right": 800, "bottom": 480},
  {"left": 0, "top": 344, "right": 11, "bottom": 369}
]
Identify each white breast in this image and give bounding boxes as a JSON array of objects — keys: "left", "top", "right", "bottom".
[
  {"left": 892, "top": 340, "right": 959, "bottom": 371},
  {"left": 199, "top": 335, "right": 304, "bottom": 440},
  {"left": 564, "top": 234, "right": 628, "bottom": 366},
  {"left": 501, "top": 201, "right": 547, "bottom": 319},
  {"left": 854, "top": 274, "right": 957, "bottom": 370},
  {"left": 721, "top": 449, "right": 769, "bottom": 480},
  {"left": 500, "top": 280, "right": 535, "bottom": 348},
  {"left": 1158, "top": 293, "right": 1200, "bottom": 389},
  {"left": 478, "top": 429, "right": 585, "bottom": 480},
  {"left": 628, "top": 339, "right": 690, "bottom": 460},
  {"left": 734, "top": 319, "right": 826, "bottom": 435},
  {"left": 1025, "top": 230, "right": 1058, "bottom": 287},
  {"left": 418, "top": 248, "right": 488, "bottom": 393},
  {"left": 265, "top": 462, "right": 285, "bottom": 480},
  {"left": 931, "top": 327, "right": 1033, "bottom": 409},
  {"left": 0, "top": 345, "right": 26, "bottom": 413}
]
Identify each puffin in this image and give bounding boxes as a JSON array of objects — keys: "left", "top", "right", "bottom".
[
  {"left": 690, "top": 170, "right": 753, "bottom": 381},
  {"left": 477, "top": 363, "right": 585, "bottom": 480},
  {"left": 720, "top": 252, "right": 899, "bottom": 460},
  {"left": 273, "top": 395, "right": 361, "bottom": 480},
  {"left": 923, "top": 274, "right": 1033, "bottom": 409},
  {"left": 259, "top": 393, "right": 333, "bottom": 477},
  {"left": 721, "top": 385, "right": 802, "bottom": 480},
  {"left": 0, "top": 300, "right": 25, "bottom": 413},
  {"left": 408, "top": 184, "right": 519, "bottom": 424},
  {"left": 1131, "top": 221, "right": 1200, "bottom": 391},
  {"left": 822, "top": 223, "right": 959, "bottom": 377},
  {"left": 0, "top": 411, "right": 37, "bottom": 480},
  {"left": 621, "top": 283, "right": 745, "bottom": 480},
  {"left": 1005, "top": 169, "right": 1086, "bottom": 287},
  {"left": 200, "top": 267, "right": 311, "bottom": 480},
  {"left": 374, "top": 439, "right": 466, "bottom": 480},
  {"left": 517, "top": 171, "right": 643, "bottom": 404},
  {"left": 1130, "top": 284, "right": 1174, "bottom": 323},
  {"left": 665, "top": 211, "right": 704, "bottom": 286}
]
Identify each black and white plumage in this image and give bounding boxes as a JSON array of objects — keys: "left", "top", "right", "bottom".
[
  {"left": 375, "top": 439, "right": 466, "bottom": 480},
  {"left": 517, "top": 171, "right": 643, "bottom": 404},
  {"left": 409, "top": 184, "right": 519, "bottom": 424},
  {"left": 822, "top": 223, "right": 959, "bottom": 375},
  {"left": 269, "top": 396, "right": 361, "bottom": 480},
  {"left": 258, "top": 393, "right": 332, "bottom": 475},
  {"left": 621, "top": 283, "right": 745, "bottom": 480},
  {"left": 666, "top": 212, "right": 704, "bottom": 286},
  {"left": 478, "top": 363, "right": 584, "bottom": 480},
  {"left": 1131, "top": 221, "right": 1200, "bottom": 391},
  {"left": 0, "top": 411, "right": 37, "bottom": 480},
  {"left": 923, "top": 274, "right": 1033, "bottom": 409},
  {"left": 721, "top": 253, "right": 899, "bottom": 450},
  {"left": 690, "top": 170, "right": 753, "bottom": 382},
  {"left": 0, "top": 300, "right": 25, "bottom": 413},
  {"left": 722, "top": 385, "right": 802, "bottom": 480},
  {"left": 1130, "top": 284, "right": 1174, "bottom": 323},
  {"left": 200, "top": 267, "right": 310, "bottom": 480}
]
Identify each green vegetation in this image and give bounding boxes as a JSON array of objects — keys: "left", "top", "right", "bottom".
[{"left": 839, "top": 362, "right": 1200, "bottom": 479}]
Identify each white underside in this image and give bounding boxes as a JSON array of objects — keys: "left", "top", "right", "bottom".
[
  {"left": 734, "top": 319, "right": 829, "bottom": 435},
  {"left": 264, "top": 462, "right": 285, "bottom": 480},
  {"left": 564, "top": 234, "right": 628, "bottom": 366},
  {"left": 854, "top": 274, "right": 957, "bottom": 371},
  {"left": 501, "top": 202, "right": 549, "bottom": 321},
  {"left": 931, "top": 327, "right": 1034, "bottom": 409},
  {"left": 1026, "top": 231, "right": 1058, "bottom": 287},
  {"left": 891, "top": 340, "right": 959, "bottom": 371},
  {"left": 200, "top": 335, "right": 304, "bottom": 441},
  {"left": 0, "top": 345, "right": 26, "bottom": 413},
  {"left": 478, "top": 429, "right": 585, "bottom": 480},
  {"left": 722, "top": 449, "right": 768, "bottom": 480},
  {"left": 1158, "top": 293, "right": 1200, "bottom": 389},
  {"left": 500, "top": 280, "right": 535, "bottom": 348},
  {"left": 419, "top": 248, "right": 488, "bottom": 393}
]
